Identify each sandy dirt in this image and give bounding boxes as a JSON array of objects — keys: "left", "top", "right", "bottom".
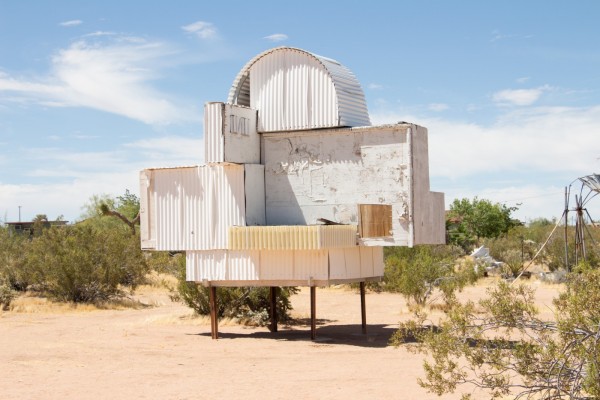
[{"left": 0, "top": 278, "right": 561, "bottom": 400}]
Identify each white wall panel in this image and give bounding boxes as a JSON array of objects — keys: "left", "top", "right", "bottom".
[
  {"left": 142, "top": 165, "right": 246, "bottom": 251},
  {"left": 186, "top": 247, "right": 382, "bottom": 284},
  {"left": 293, "top": 250, "right": 329, "bottom": 281},
  {"left": 359, "top": 247, "right": 375, "bottom": 277},
  {"left": 263, "top": 125, "right": 413, "bottom": 246},
  {"left": 204, "top": 103, "right": 260, "bottom": 164},
  {"left": 259, "top": 250, "right": 294, "bottom": 280},
  {"left": 204, "top": 102, "right": 224, "bottom": 163},
  {"left": 243, "top": 164, "right": 265, "bottom": 226}
]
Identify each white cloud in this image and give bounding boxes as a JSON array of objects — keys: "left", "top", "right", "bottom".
[
  {"left": 492, "top": 85, "right": 551, "bottom": 106},
  {"left": 0, "top": 135, "right": 204, "bottom": 222},
  {"left": 428, "top": 103, "right": 449, "bottom": 112},
  {"left": 369, "top": 105, "right": 600, "bottom": 219},
  {"left": 371, "top": 105, "right": 600, "bottom": 180},
  {"left": 59, "top": 20, "right": 82, "bottom": 27},
  {"left": 125, "top": 136, "right": 204, "bottom": 167},
  {"left": 367, "top": 83, "right": 383, "bottom": 90},
  {"left": 490, "top": 30, "right": 533, "bottom": 42},
  {"left": 516, "top": 76, "right": 530, "bottom": 83},
  {"left": 0, "top": 36, "right": 199, "bottom": 125},
  {"left": 264, "top": 33, "right": 288, "bottom": 42},
  {"left": 182, "top": 21, "right": 217, "bottom": 39}
]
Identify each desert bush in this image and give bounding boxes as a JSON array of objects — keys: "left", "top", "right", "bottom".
[
  {"left": 145, "top": 251, "right": 181, "bottom": 276},
  {"left": 383, "top": 245, "right": 478, "bottom": 306},
  {"left": 24, "top": 225, "right": 147, "bottom": 303},
  {"left": 175, "top": 256, "right": 298, "bottom": 324},
  {"left": 0, "top": 227, "right": 32, "bottom": 291},
  {"left": 392, "top": 269, "right": 600, "bottom": 399},
  {"left": 0, "top": 281, "right": 16, "bottom": 310}
]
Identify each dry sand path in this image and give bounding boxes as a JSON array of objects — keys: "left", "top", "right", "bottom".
[{"left": 0, "top": 281, "right": 560, "bottom": 400}]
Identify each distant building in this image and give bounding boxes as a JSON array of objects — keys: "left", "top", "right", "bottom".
[{"left": 5, "top": 220, "right": 68, "bottom": 236}]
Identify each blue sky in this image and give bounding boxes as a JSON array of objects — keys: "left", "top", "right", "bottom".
[{"left": 1, "top": 1, "right": 599, "bottom": 223}]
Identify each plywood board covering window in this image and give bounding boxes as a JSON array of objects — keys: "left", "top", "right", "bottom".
[{"left": 358, "top": 204, "right": 392, "bottom": 238}]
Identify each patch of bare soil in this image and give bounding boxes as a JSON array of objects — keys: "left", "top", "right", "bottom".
[{"left": 0, "top": 278, "right": 561, "bottom": 400}]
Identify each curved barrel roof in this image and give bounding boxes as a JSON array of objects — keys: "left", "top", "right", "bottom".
[{"left": 227, "top": 47, "right": 370, "bottom": 132}]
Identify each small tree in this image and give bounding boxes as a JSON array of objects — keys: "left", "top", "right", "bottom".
[
  {"left": 392, "top": 269, "right": 600, "bottom": 399},
  {"left": 384, "top": 245, "right": 477, "bottom": 307},
  {"left": 447, "top": 197, "right": 519, "bottom": 251}
]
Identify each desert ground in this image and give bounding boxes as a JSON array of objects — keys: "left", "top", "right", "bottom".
[{"left": 1, "top": 277, "right": 561, "bottom": 400}]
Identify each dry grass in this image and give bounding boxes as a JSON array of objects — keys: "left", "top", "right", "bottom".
[{"left": 3, "top": 272, "right": 180, "bottom": 314}]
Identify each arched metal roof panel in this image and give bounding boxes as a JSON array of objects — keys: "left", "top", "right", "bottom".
[{"left": 227, "top": 47, "right": 370, "bottom": 132}]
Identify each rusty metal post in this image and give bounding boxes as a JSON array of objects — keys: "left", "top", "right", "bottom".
[
  {"left": 360, "top": 281, "right": 367, "bottom": 334},
  {"left": 209, "top": 286, "right": 218, "bottom": 339},
  {"left": 269, "top": 286, "right": 278, "bottom": 333},
  {"left": 310, "top": 286, "right": 316, "bottom": 340}
]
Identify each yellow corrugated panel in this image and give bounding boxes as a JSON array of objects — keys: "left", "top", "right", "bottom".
[{"left": 228, "top": 225, "right": 357, "bottom": 250}]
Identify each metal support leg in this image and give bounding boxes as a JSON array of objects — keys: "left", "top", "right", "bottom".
[
  {"left": 360, "top": 281, "right": 367, "bottom": 334},
  {"left": 310, "top": 286, "right": 316, "bottom": 340},
  {"left": 209, "top": 286, "right": 218, "bottom": 339},
  {"left": 269, "top": 286, "right": 278, "bottom": 333}
]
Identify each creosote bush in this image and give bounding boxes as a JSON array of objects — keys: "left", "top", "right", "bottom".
[
  {"left": 0, "top": 227, "right": 31, "bottom": 291},
  {"left": 391, "top": 269, "right": 600, "bottom": 399},
  {"left": 24, "top": 224, "right": 147, "bottom": 303},
  {"left": 0, "top": 281, "right": 16, "bottom": 310},
  {"left": 383, "top": 245, "right": 479, "bottom": 307},
  {"left": 175, "top": 256, "right": 298, "bottom": 325}
]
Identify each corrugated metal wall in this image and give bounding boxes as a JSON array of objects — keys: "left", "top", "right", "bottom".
[
  {"left": 228, "top": 225, "right": 357, "bottom": 250},
  {"left": 228, "top": 47, "right": 370, "bottom": 132},
  {"left": 204, "top": 102, "right": 224, "bottom": 163},
  {"left": 149, "top": 165, "right": 246, "bottom": 251},
  {"left": 185, "top": 247, "right": 383, "bottom": 284}
]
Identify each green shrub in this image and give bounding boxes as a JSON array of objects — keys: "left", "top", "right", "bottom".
[
  {"left": 0, "top": 227, "right": 31, "bottom": 291},
  {"left": 24, "top": 225, "right": 147, "bottom": 303},
  {"left": 145, "top": 251, "right": 181, "bottom": 275},
  {"left": 383, "top": 245, "right": 477, "bottom": 306},
  {"left": 0, "top": 281, "right": 16, "bottom": 310},
  {"left": 175, "top": 256, "right": 298, "bottom": 325}
]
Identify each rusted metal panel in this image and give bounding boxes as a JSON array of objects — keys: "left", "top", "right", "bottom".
[{"left": 228, "top": 47, "right": 370, "bottom": 132}]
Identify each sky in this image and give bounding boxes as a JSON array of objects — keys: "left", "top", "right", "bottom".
[{"left": 1, "top": 1, "right": 599, "bottom": 223}]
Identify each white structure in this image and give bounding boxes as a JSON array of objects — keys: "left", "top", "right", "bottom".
[{"left": 140, "top": 47, "right": 445, "bottom": 338}]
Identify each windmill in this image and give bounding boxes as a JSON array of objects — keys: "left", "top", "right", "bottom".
[
  {"left": 513, "top": 174, "right": 599, "bottom": 283},
  {"left": 564, "top": 174, "right": 600, "bottom": 268}
]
